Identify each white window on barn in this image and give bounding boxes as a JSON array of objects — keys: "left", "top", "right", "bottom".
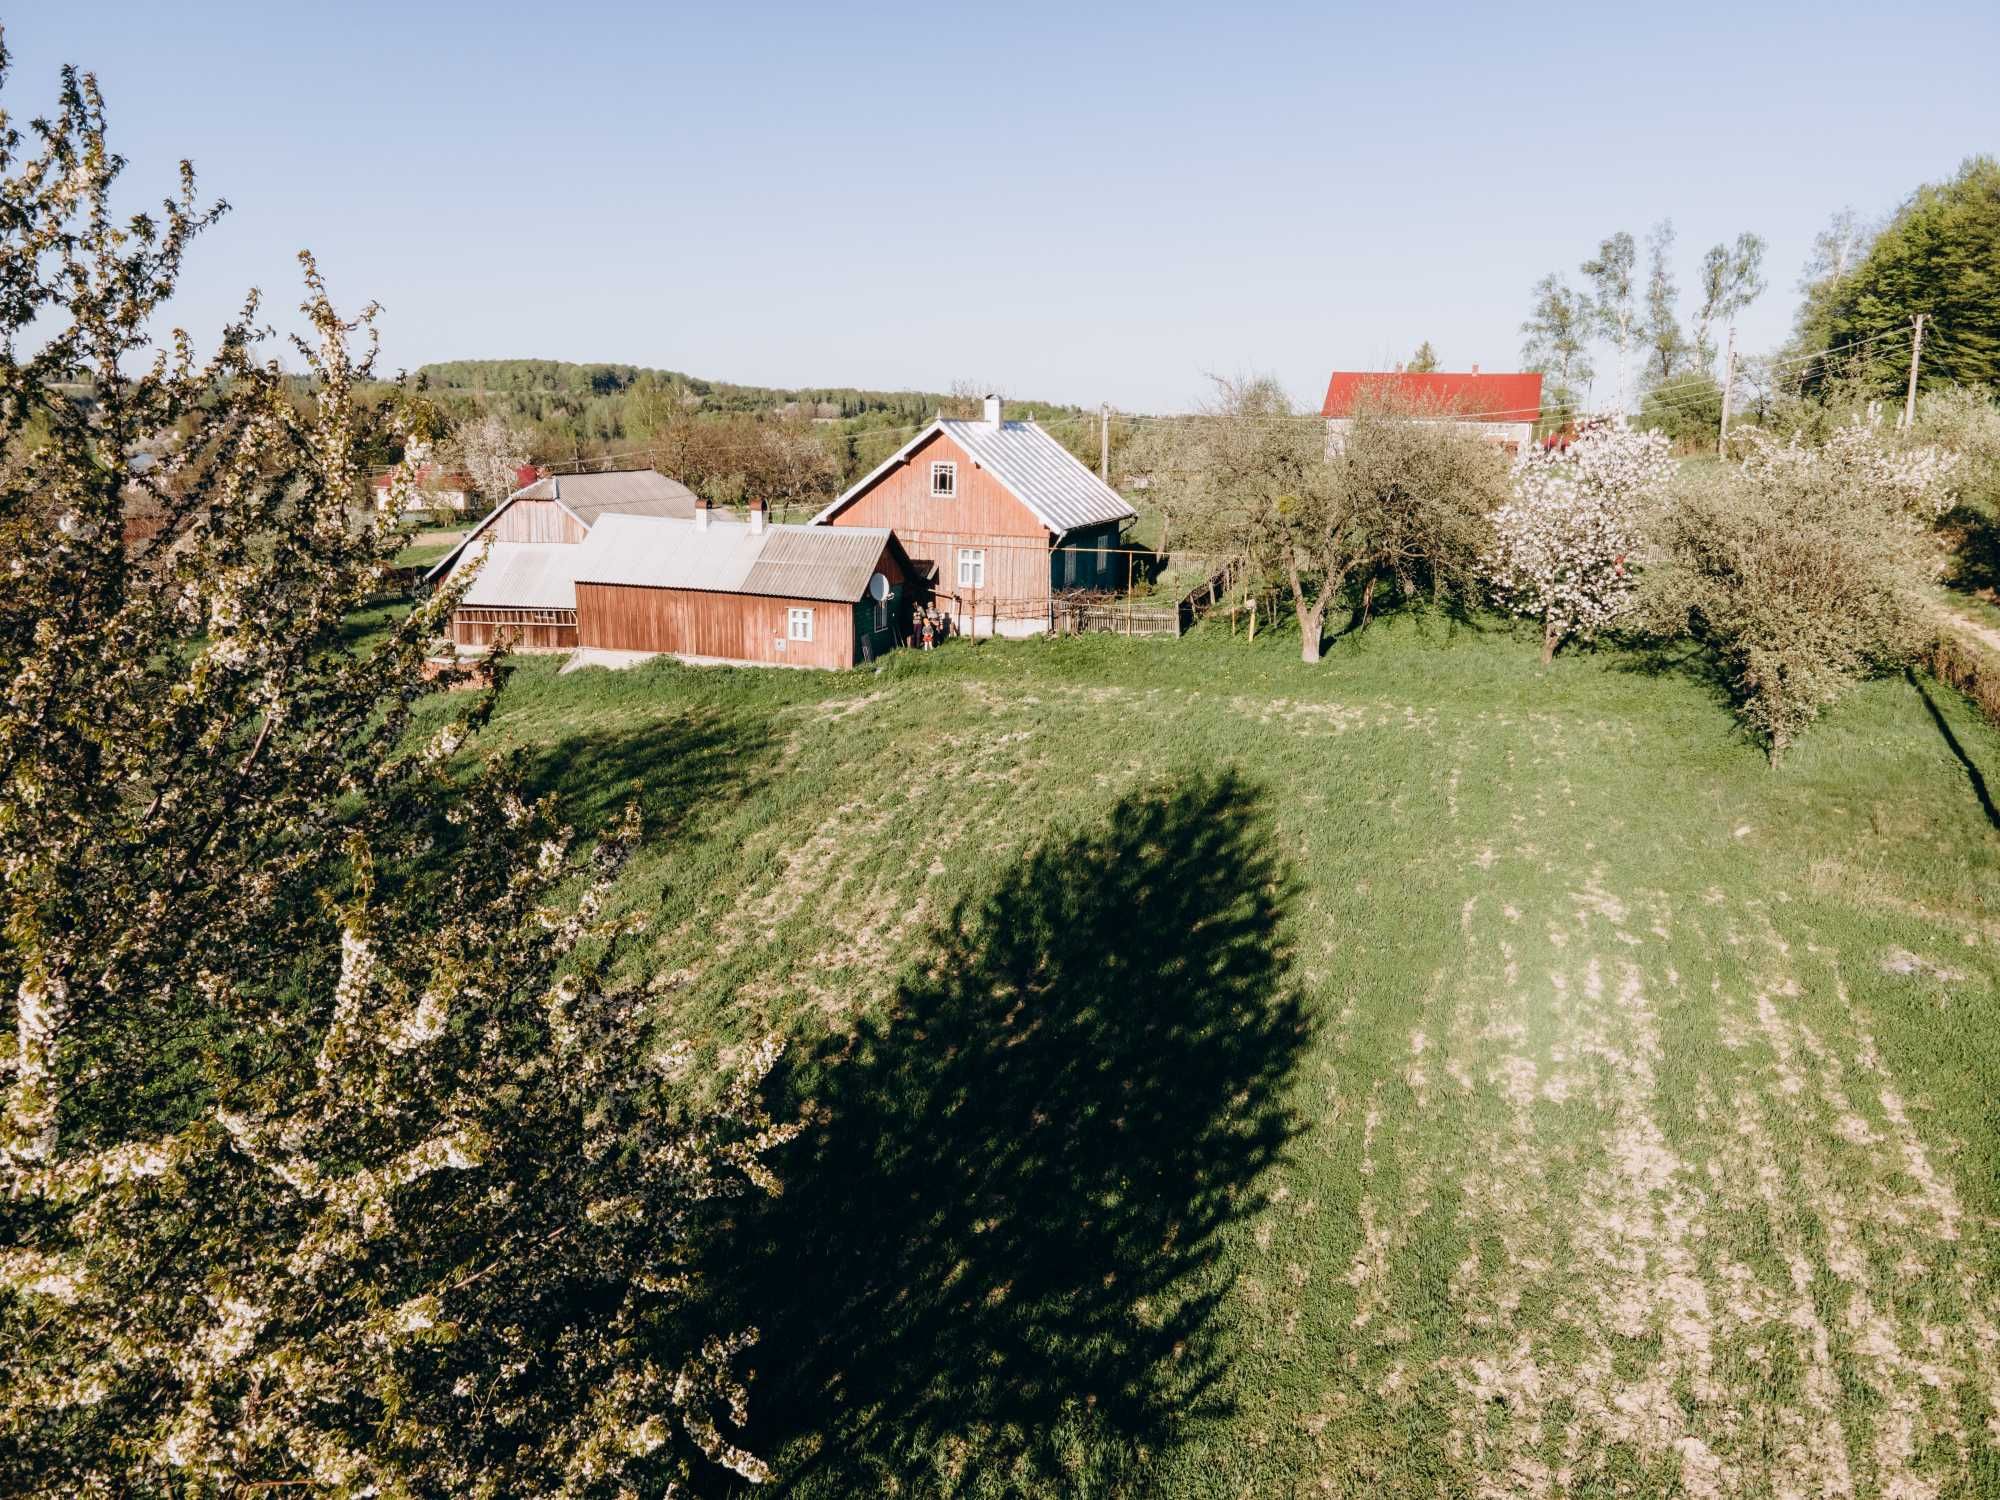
[
  {"left": 873, "top": 598, "right": 889, "bottom": 632},
  {"left": 957, "top": 548, "right": 985, "bottom": 588},
  {"left": 929, "top": 461, "right": 957, "bottom": 498},
  {"left": 787, "top": 607, "right": 814, "bottom": 641}
]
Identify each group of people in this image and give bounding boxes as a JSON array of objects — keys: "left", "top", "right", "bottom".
[{"left": 911, "top": 605, "right": 952, "bottom": 651}]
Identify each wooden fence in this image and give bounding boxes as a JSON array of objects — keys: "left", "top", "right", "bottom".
[{"left": 1050, "top": 559, "right": 1238, "bottom": 639}]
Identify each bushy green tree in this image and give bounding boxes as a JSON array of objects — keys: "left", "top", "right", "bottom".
[
  {"left": 1639, "top": 374, "right": 1724, "bottom": 449},
  {"left": 0, "top": 50, "right": 788, "bottom": 1493},
  {"left": 1157, "top": 379, "right": 1502, "bottom": 661},
  {"left": 1817, "top": 157, "right": 2000, "bottom": 394},
  {"left": 1637, "top": 410, "right": 1958, "bottom": 760}
]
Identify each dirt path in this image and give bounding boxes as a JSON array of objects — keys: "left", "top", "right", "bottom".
[{"left": 1931, "top": 595, "right": 2000, "bottom": 658}]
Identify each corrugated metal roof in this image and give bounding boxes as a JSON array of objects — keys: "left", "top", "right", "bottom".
[
  {"left": 454, "top": 541, "right": 582, "bottom": 609},
  {"left": 551, "top": 468, "right": 701, "bottom": 523},
  {"left": 573, "top": 514, "right": 895, "bottom": 603},
  {"left": 936, "top": 419, "right": 1135, "bottom": 533},
  {"left": 814, "top": 418, "right": 1136, "bottom": 536},
  {"left": 422, "top": 468, "right": 701, "bottom": 584}
]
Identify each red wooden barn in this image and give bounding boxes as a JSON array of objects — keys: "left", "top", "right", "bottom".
[
  {"left": 812, "top": 396, "right": 1135, "bottom": 636},
  {"left": 569, "top": 499, "right": 915, "bottom": 670}
]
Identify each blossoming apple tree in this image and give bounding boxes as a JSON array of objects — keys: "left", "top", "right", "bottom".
[
  {"left": 0, "top": 49, "right": 789, "bottom": 1494},
  {"left": 1485, "top": 422, "right": 1677, "bottom": 663}
]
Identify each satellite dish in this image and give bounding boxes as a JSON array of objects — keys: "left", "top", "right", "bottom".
[{"left": 868, "top": 572, "right": 891, "bottom": 602}]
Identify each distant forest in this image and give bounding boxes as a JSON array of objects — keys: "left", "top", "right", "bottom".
[{"left": 380, "top": 359, "right": 1107, "bottom": 497}]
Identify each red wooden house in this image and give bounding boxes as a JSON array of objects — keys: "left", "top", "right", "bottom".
[{"left": 812, "top": 396, "right": 1135, "bottom": 636}]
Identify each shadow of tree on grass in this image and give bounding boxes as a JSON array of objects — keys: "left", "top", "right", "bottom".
[
  {"left": 720, "top": 769, "right": 1310, "bottom": 1495},
  {"left": 513, "top": 708, "right": 774, "bottom": 845}
]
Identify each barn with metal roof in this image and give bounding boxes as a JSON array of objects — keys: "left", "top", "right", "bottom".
[
  {"left": 569, "top": 501, "right": 917, "bottom": 670},
  {"left": 428, "top": 468, "right": 705, "bottom": 652}
]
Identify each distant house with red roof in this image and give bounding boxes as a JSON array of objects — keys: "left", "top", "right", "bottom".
[
  {"left": 373, "top": 464, "right": 475, "bottom": 514},
  {"left": 1321, "top": 366, "right": 1543, "bottom": 457}
]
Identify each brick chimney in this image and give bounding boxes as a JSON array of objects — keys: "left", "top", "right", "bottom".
[
  {"left": 693, "top": 494, "right": 711, "bottom": 531},
  {"left": 748, "top": 494, "right": 767, "bottom": 534},
  {"left": 982, "top": 393, "right": 1003, "bottom": 427}
]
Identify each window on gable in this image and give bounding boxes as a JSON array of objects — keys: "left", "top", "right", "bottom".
[
  {"left": 957, "top": 548, "right": 986, "bottom": 588},
  {"left": 929, "top": 461, "right": 957, "bottom": 499},
  {"left": 787, "top": 607, "right": 814, "bottom": 642}
]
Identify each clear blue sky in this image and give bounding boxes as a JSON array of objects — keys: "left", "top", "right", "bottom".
[{"left": 9, "top": 2, "right": 1995, "bottom": 411}]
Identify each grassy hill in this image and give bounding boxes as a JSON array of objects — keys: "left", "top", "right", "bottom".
[{"left": 428, "top": 615, "right": 2000, "bottom": 1497}]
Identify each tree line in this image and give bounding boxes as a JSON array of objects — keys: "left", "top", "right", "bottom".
[
  {"left": 1517, "top": 155, "right": 2000, "bottom": 448},
  {"left": 367, "top": 362, "right": 1104, "bottom": 514}
]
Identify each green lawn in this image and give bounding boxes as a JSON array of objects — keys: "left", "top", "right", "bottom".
[{"left": 461, "top": 615, "right": 1999, "bottom": 1497}]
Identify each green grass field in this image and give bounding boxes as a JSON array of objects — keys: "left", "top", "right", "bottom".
[{"left": 463, "top": 615, "right": 1999, "bottom": 1497}]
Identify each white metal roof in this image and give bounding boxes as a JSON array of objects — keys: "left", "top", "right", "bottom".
[
  {"left": 454, "top": 541, "right": 582, "bottom": 610},
  {"left": 573, "top": 514, "right": 897, "bottom": 603},
  {"left": 813, "top": 418, "right": 1136, "bottom": 535},
  {"left": 422, "top": 468, "right": 699, "bottom": 584}
]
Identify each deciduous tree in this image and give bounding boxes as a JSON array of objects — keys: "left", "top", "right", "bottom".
[
  {"left": 1642, "top": 220, "right": 1693, "bottom": 385},
  {"left": 0, "top": 49, "right": 789, "bottom": 1494},
  {"left": 1638, "top": 407, "right": 1955, "bottom": 760},
  {"left": 1582, "top": 232, "right": 1641, "bottom": 417},
  {"left": 1486, "top": 421, "right": 1675, "bottom": 663},
  {"left": 439, "top": 410, "right": 536, "bottom": 508},
  {"left": 1520, "top": 274, "right": 1596, "bottom": 417}
]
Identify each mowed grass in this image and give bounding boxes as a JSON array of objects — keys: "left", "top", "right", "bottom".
[{"left": 463, "top": 615, "right": 2000, "bottom": 1497}]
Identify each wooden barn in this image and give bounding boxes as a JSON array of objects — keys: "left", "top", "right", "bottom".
[
  {"left": 811, "top": 396, "right": 1136, "bottom": 636},
  {"left": 571, "top": 498, "right": 916, "bottom": 670},
  {"left": 426, "top": 468, "right": 701, "bottom": 651}
]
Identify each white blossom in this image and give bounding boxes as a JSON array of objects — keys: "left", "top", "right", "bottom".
[{"left": 1486, "top": 423, "right": 1676, "bottom": 661}]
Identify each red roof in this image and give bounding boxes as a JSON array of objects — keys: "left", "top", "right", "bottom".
[
  {"left": 1320, "top": 370, "right": 1543, "bottom": 424},
  {"left": 375, "top": 465, "right": 474, "bottom": 491}
]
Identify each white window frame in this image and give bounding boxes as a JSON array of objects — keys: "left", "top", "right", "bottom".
[
  {"left": 956, "top": 547, "right": 986, "bottom": 589},
  {"left": 787, "top": 606, "right": 814, "bottom": 642},
  {"left": 929, "top": 460, "right": 957, "bottom": 499},
  {"left": 872, "top": 598, "right": 889, "bottom": 632}
]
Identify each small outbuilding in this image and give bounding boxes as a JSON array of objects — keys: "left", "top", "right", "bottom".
[{"left": 571, "top": 499, "right": 917, "bottom": 670}]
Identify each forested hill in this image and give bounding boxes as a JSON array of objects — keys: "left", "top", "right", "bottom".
[
  {"left": 411, "top": 359, "right": 1082, "bottom": 427},
  {"left": 406, "top": 362, "right": 1096, "bottom": 472}
]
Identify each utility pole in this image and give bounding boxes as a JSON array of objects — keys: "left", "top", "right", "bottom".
[
  {"left": 1099, "top": 403, "right": 1110, "bottom": 482},
  {"left": 1902, "top": 313, "right": 1927, "bottom": 429},
  {"left": 1716, "top": 325, "right": 1736, "bottom": 459}
]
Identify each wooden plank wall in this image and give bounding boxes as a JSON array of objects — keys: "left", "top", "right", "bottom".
[
  {"left": 576, "top": 585, "right": 857, "bottom": 669},
  {"left": 827, "top": 431, "right": 1052, "bottom": 630},
  {"left": 491, "top": 499, "right": 588, "bottom": 544},
  {"left": 450, "top": 607, "right": 578, "bottom": 651}
]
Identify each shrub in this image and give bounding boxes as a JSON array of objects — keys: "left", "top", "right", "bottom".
[{"left": 1639, "top": 412, "right": 1946, "bottom": 760}]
